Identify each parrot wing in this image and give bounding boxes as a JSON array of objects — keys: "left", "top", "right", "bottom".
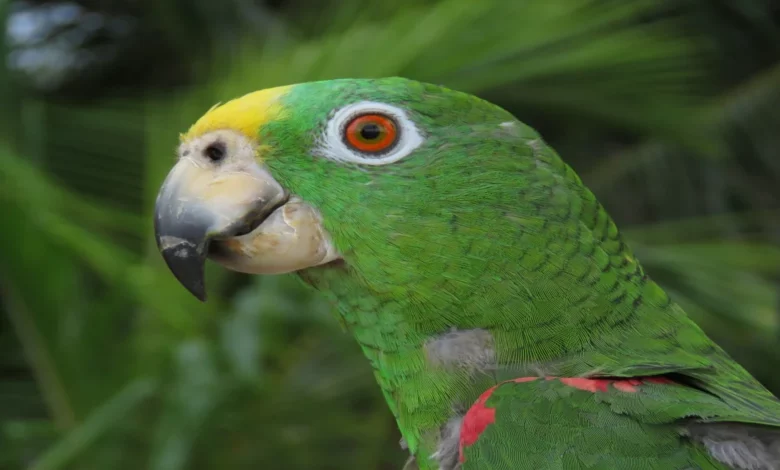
[{"left": 456, "top": 375, "right": 779, "bottom": 470}]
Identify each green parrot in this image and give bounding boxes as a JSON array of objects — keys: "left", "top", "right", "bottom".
[{"left": 153, "top": 77, "right": 780, "bottom": 469}]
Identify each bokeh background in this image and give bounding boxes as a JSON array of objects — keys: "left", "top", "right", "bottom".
[{"left": 1, "top": 0, "right": 779, "bottom": 468}]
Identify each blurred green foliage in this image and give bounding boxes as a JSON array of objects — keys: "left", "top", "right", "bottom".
[{"left": 0, "top": 0, "right": 779, "bottom": 468}]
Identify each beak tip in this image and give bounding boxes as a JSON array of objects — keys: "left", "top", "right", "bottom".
[
  {"left": 181, "top": 276, "right": 208, "bottom": 302},
  {"left": 159, "top": 244, "right": 210, "bottom": 302}
]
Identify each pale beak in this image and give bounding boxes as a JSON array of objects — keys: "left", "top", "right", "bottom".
[
  {"left": 154, "top": 159, "right": 288, "bottom": 300},
  {"left": 154, "top": 156, "right": 339, "bottom": 301}
]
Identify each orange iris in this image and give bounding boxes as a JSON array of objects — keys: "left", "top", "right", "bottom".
[{"left": 344, "top": 114, "right": 398, "bottom": 153}]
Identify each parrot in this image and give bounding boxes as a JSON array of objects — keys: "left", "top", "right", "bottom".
[{"left": 153, "top": 77, "right": 780, "bottom": 469}]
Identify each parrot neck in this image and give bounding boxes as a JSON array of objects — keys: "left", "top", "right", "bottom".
[{"left": 298, "top": 264, "right": 473, "bottom": 466}]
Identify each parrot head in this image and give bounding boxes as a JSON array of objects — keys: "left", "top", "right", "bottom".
[{"left": 155, "top": 77, "right": 540, "bottom": 304}]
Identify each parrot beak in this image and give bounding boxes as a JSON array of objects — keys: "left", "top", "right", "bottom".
[
  {"left": 154, "top": 158, "right": 289, "bottom": 301},
  {"left": 154, "top": 130, "right": 339, "bottom": 301}
]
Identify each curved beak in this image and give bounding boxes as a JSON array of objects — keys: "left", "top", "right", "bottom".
[{"left": 154, "top": 159, "right": 288, "bottom": 300}]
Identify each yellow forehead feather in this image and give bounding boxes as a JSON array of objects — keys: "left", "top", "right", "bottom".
[{"left": 182, "top": 85, "right": 293, "bottom": 141}]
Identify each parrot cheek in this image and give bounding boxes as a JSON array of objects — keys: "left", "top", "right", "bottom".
[{"left": 209, "top": 196, "right": 340, "bottom": 274}]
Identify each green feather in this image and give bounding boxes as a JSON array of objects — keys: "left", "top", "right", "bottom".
[
  {"left": 460, "top": 377, "right": 729, "bottom": 469},
  {"left": 253, "top": 77, "right": 780, "bottom": 468}
]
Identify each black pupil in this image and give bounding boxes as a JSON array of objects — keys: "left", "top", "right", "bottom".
[
  {"left": 205, "top": 142, "right": 225, "bottom": 162},
  {"left": 360, "top": 123, "right": 382, "bottom": 140}
]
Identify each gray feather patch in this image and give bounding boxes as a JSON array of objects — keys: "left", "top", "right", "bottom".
[
  {"left": 425, "top": 328, "right": 495, "bottom": 372},
  {"left": 688, "top": 423, "right": 780, "bottom": 470}
]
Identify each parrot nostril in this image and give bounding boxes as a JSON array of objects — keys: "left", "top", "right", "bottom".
[{"left": 204, "top": 141, "right": 226, "bottom": 162}]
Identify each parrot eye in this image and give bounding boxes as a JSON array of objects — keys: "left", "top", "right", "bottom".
[
  {"left": 343, "top": 114, "right": 398, "bottom": 154},
  {"left": 316, "top": 101, "right": 424, "bottom": 166},
  {"left": 204, "top": 141, "right": 226, "bottom": 162}
]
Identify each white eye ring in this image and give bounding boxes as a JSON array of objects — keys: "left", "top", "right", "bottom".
[{"left": 314, "top": 101, "right": 424, "bottom": 166}]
